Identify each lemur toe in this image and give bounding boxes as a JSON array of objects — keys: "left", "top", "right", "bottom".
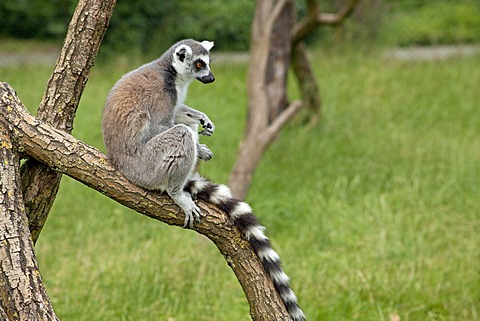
[{"left": 183, "top": 203, "right": 201, "bottom": 228}]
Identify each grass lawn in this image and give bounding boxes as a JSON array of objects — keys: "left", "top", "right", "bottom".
[{"left": 1, "top": 45, "right": 479, "bottom": 321}]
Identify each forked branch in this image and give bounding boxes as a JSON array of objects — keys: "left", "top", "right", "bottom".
[
  {"left": 292, "top": 0, "right": 358, "bottom": 44},
  {"left": 262, "top": 100, "right": 303, "bottom": 145}
]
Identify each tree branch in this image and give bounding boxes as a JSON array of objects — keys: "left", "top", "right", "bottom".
[
  {"left": 292, "top": 0, "right": 358, "bottom": 44},
  {"left": 1, "top": 82, "right": 291, "bottom": 320},
  {"left": 262, "top": 100, "right": 303, "bottom": 146},
  {"left": 21, "top": 0, "right": 116, "bottom": 243},
  {"left": 317, "top": 0, "right": 357, "bottom": 25},
  {"left": 291, "top": 42, "right": 321, "bottom": 115}
]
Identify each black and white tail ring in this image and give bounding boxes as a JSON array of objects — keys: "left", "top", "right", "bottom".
[{"left": 185, "top": 173, "right": 306, "bottom": 321}]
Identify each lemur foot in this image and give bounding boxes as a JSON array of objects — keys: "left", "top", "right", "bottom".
[
  {"left": 183, "top": 202, "right": 201, "bottom": 228},
  {"left": 167, "top": 189, "right": 202, "bottom": 229},
  {"left": 197, "top": 143, "right": 213, "bottom": 161}
]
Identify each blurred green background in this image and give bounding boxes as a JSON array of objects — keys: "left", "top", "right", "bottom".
[{"left": 1, "top": 0, "right": 480, "bottom": 54}]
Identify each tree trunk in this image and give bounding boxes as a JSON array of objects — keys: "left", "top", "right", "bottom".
[
  {"left": 228, "top": 0, "right": 359, "bottom": 199},
  {"left": 0, "top": 122, "right": 59, "bottom": 321},
  {"left": 291, "top": 41, "right": 321, "bottom": 115},
  {"left": 21, "top": 0, "right": 116, "bottom": 243},
  {"left": 0, "top": 82, "right": 291, "bottom": 320},
  {"left": 229, "top": 0, "right": 303, "bottom": 200}
]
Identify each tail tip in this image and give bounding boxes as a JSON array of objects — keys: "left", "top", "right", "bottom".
[{"left": 290, "top": 308, "right": 306, "bottom": 321}]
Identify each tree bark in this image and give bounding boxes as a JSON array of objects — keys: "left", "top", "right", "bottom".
[
  {"left": 229, "top": 0, "right": 303, "bottom": 200},
  {"left": 229, "top": 100, "right": 302, "bottom": 200},
  {"left": 0, "top": 82, "right": 291, "bottom": 320},
  {"left": 291, "top": 0, "right": 358, "bottom": 44},
  {"left": 21, "top": 0, "right": 116, "bottom": 244},
  {"left": 291, "top": 41, "right": 321, "bottom": 115},
  {"left": 0, "top": 121, "right": 59, "bottom": 321},
  {"left": 289, "top": 0, "right": 359, "bottom": 117}
]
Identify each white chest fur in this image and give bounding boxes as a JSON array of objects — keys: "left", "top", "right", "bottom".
[{"left": 175, "top": 80, "right": 191, "bottom": 106}]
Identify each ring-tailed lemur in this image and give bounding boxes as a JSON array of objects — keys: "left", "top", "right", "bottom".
[
  {"left": 102, "top": 39, "right": 306, "bottom": 321},
  {"left": 103, "top": 39, "right": 216, "bottom": 228}
]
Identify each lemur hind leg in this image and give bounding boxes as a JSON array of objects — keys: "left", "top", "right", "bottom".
[{"left": 144, "top": 124, "right": 200, "bottom": 228}]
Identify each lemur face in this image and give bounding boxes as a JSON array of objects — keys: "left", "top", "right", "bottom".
[
  {"left": 173, "top": 40, "right": 215, "bottom": 84},
  {"left": 193, "top": 56, "right": 214, "bottom": 84}
]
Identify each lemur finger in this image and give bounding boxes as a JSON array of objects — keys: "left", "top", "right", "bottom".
[
  {"left": 194, "top": 207, "right": 201, "bottom": 223},
  {"left": 199, "top": 129, "right": 213, "bottom": 136},
  {"left": 208, "top": 122, "right": 215, "bottom": 132},
  {"left": 199, "top": 118, "right": 215, "bottom": 133},
  {"left": 183, "top": 213, "right": 193, "bottom": 228}
]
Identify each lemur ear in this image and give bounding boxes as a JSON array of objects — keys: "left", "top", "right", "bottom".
[
  {"left": 175, "top": 45, "right": 192, "bottom": 62},
  {"left": 201, "top": 40, "right": 214, "bottom": 51}
]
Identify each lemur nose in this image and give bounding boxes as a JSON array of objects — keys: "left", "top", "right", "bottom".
[{"left": 201, "top": 73, "right": 215, "bottom": 84}]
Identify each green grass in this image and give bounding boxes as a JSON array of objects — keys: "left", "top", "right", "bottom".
[
  {"left": 1, "top": 47, "right": 479, "bottom": 321},
  {"left": 0, "top": 38, "right": 60, "bottom": 53},
  {"left": 379, "top": 1, "right": 480, "bottom": 46}
]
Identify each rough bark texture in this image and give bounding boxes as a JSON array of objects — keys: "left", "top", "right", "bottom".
[
  {"left": 0, "top": 121, "right": 59, "bottom": 320},
  {"left": 229, "top": 0, "right": 303, "bottom": 200},
  {"left": 290, "top": 0, "right": 358, "bottom": 115},
  {"left": 21, "top": 0, "right": 116, "bottom": 243},
  {"left": 291, "top": 41, "right": 321, "bottom": 115},
  {"left": 0, "top": 82, "right": 291, "bottom": 320}
]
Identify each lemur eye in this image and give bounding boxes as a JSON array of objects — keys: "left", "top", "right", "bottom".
[{"left": 195, "top": 61, "right": 204, "bottom": 69}]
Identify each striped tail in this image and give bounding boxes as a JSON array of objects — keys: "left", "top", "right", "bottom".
[{"left": 184, "top": 173, "right": 306, "bottom": 321}]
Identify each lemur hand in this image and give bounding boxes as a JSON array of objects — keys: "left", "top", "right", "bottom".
[{"left": 199, "top": 117, "right": 215, "bottom": 136}]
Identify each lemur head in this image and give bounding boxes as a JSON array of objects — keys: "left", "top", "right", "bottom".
[{"left": 172, "top": 39, "right": 215, "bottom": 84}]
